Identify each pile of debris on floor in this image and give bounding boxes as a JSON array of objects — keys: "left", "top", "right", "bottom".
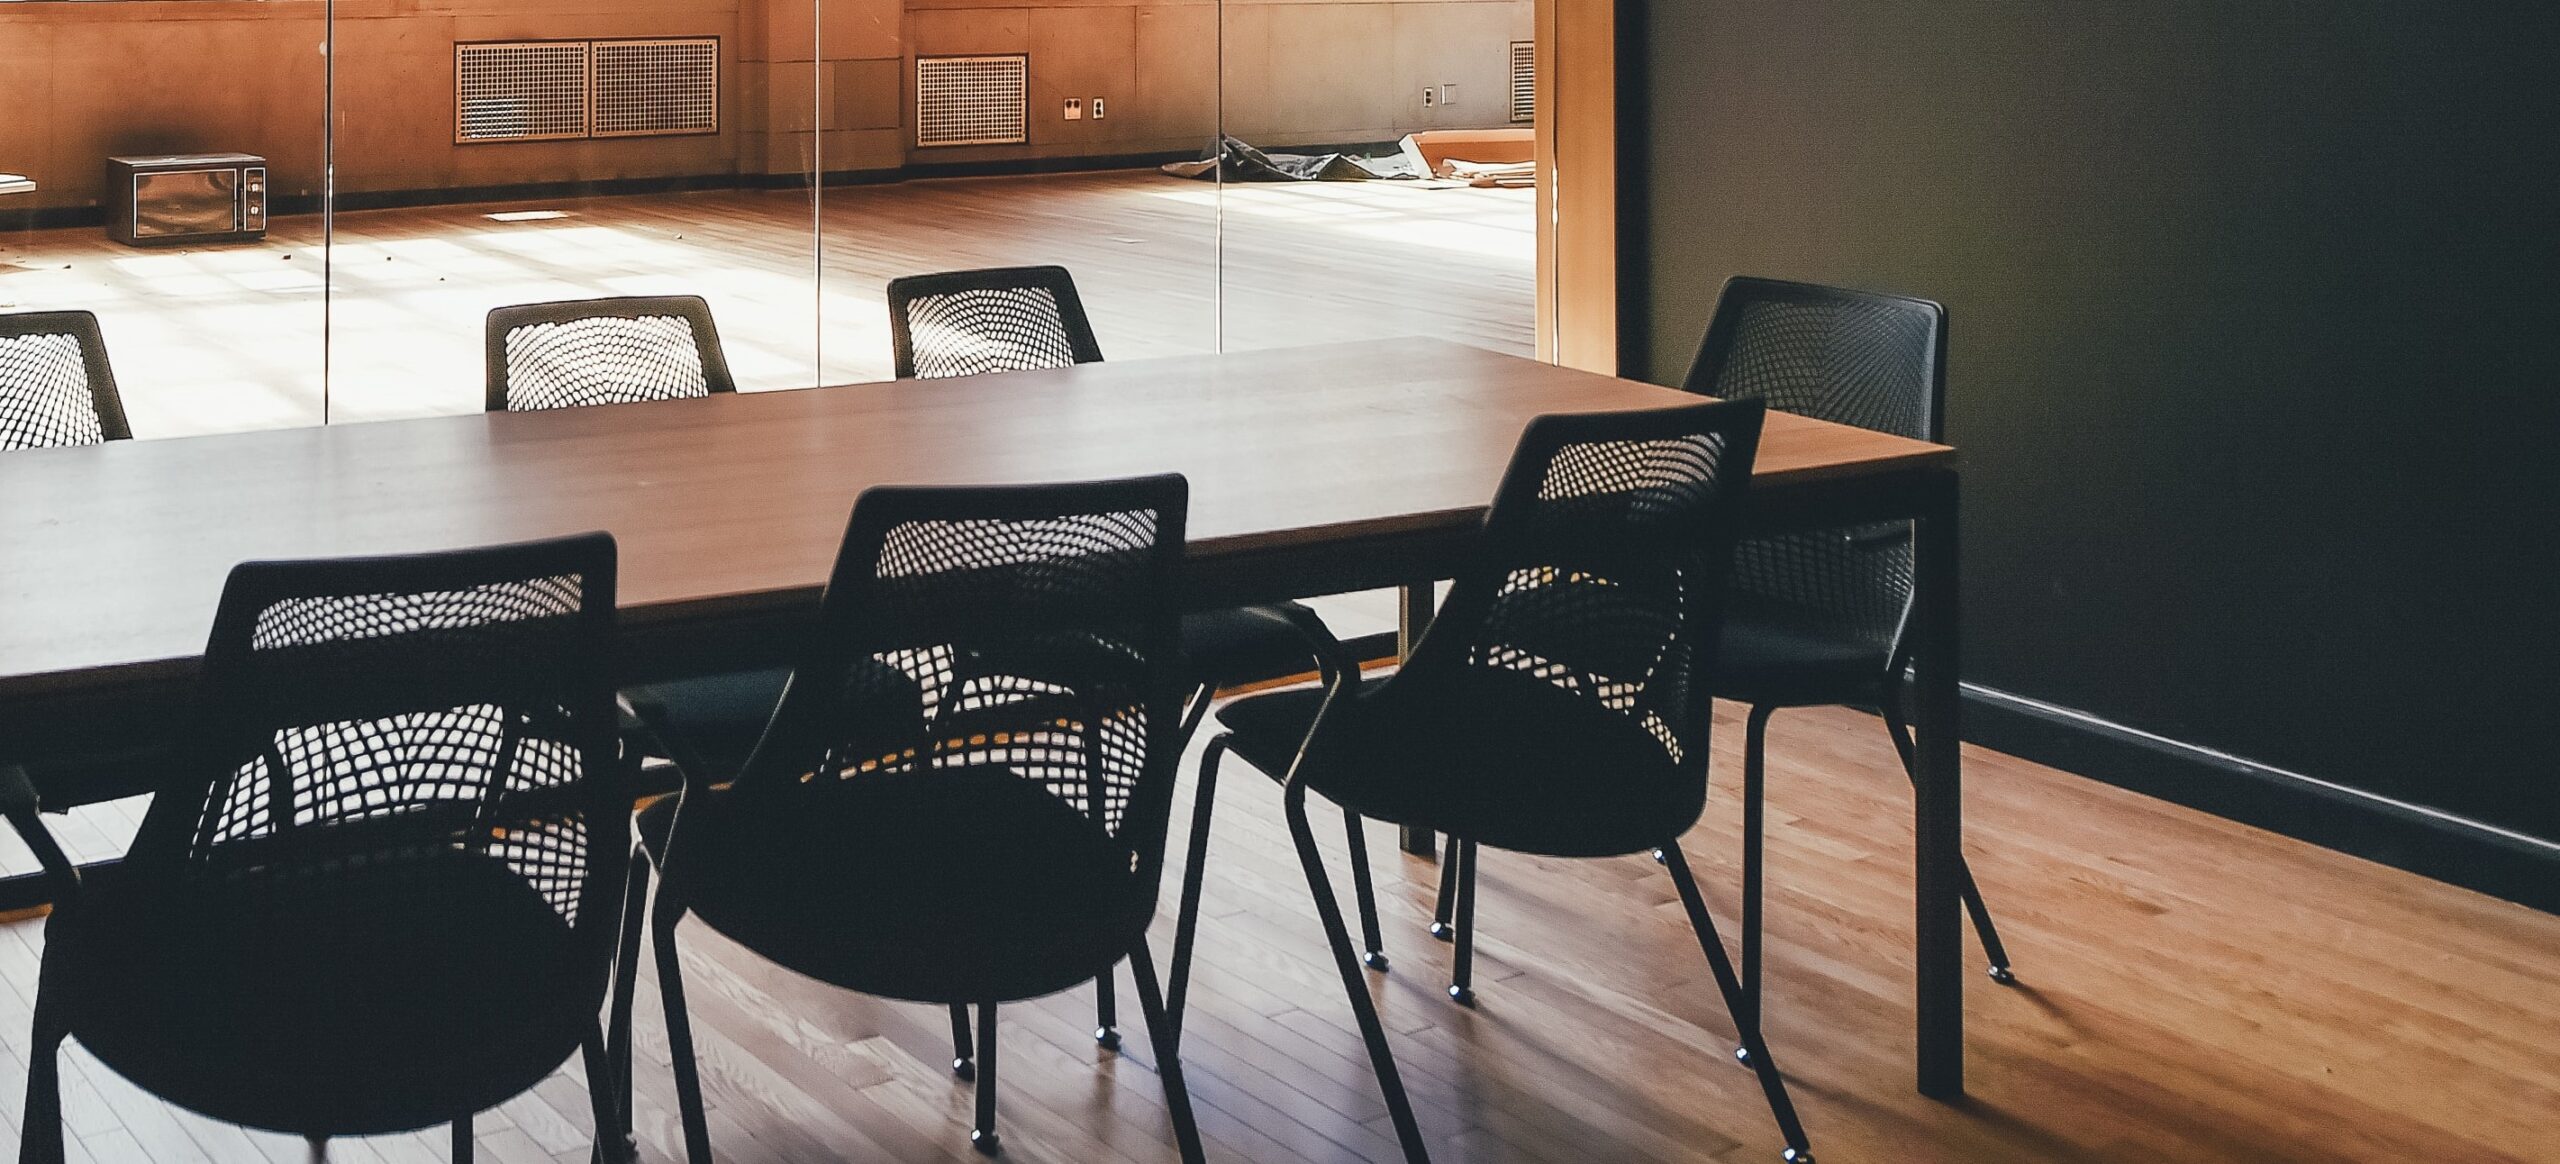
[{"left": 1163, "top": 130, "right": 1535, "bottom": 187}]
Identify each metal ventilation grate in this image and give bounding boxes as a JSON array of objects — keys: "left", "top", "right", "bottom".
[
  {"left": 916, "top": 55, "right": 1029, "bottom": 148},
  {"left": 1509, "top": 40, "right": 1536, "bottom": 124},
  {"left": 456, "top": 41, "right": 592, "bottom": 143},
  {"left": 593, "top": 38, "right": 720, "bottom": 137}
]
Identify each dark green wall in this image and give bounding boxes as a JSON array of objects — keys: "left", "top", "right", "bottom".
[{"left": 1637, "top": 2, "right": 2560, "bottom": 839}]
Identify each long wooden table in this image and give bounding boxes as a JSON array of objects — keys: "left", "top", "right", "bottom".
[{"left": 0, "top": 337, "right": 1971, "bottom": 1098}]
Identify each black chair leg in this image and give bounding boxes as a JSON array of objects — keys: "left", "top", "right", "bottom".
[
  {"left": 1165, "top": 734, "right": 1228, "bottom": 1048},
  {"left": 1176, "top": 682, "right": 1219, "bottom": 748},
  {"left": 20, "top": 994, "right": 67, "bottom": 1164},
  {"left": 971, "top": 1003, "right": 1001, "bottom": 1156},
  {"left": 1740, "top": 702, "right": 1775, "bottom": 1058},
  {"left": 1129, "top": 941, "right": 1209, "bottom": 1164},
  {"left": 582, "top": 1026, "right": 630, "bottom": 1164},
  {"left": 1096, "top": 964, "right": 1122, "bottom": 1051},
  {"left": 1883, "top": 700, "right": 2015, "bottom": 983},
  {"left": 1284, "top": 781, "right": 1432, "bottom": 1163},
  {"left": 653, "top": 899, "right": 717, "bottom": 1164},
  {"left": 1662, "top": 844, "right": 1816, "bottom": 1163},
  {"left": 950, "top": 1003, "right": 978, "bottom": 1080},
  {"left": 453, "top": 1114, "right": 472, "bottom": 1162},
  {"left": 1447, "top": 840, "right": 1478, "bottom": 1007},
  {"left": 605, "top": 851, "right": 650, "bottom": 1158},
  {"left": 1428, "top": 832, "right": 1459, "bottom": 940},
  {"left": 1342, "top": 807, "right": 1390, "bottom": 971}
]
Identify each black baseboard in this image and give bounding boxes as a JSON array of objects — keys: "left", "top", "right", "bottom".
[{"left": 1964, "top": 685, "right": 2559, "bottom": 914}]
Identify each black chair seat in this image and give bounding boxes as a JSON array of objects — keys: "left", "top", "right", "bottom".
[
  {"left": 1182, "top": 603, "right": 1317, "bottom": 688},
  {"left": 46, "top": 849, "right": 591, "bottom": 1137},
  {"left": 1216, "top": 667, "right": 1699, "bottom": 859},
  {"left": 639, "top": 766, "right": 1147, "bottom": 1004},
  {"left": 630, "top": 663, "right": 924, "bottom": 785},
  {"left": 1712, "top": 608, "right": 1890, "bottom": 708},
  {"left": 629, "top": 607, "right": 1306, "bottom": 786}
]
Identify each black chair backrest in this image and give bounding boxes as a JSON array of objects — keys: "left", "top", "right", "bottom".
[
  {"left": 1, "top": 309, "right": 132, "bottom": 449},
  {"left": 1389, "top": 399, "right": 1764, "bottom": 823},
  {"left": 485, "top": 295, "right": 737, "bottom": 412},
  {"left": 886, "top": 265, "right": 1105, "bottom": 379},
  {"left": 1681, "top": 276, "right": 1946, "bottom": 661},
  {"left": 125, "top": 532, "right": 627, "bottom": 958},
  {"left": 724, "top": 475, "right": 1187, "bottom": 898}
]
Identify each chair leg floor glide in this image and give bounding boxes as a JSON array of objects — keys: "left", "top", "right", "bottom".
[
  {"left": 1128, "top": 941, "right": 1210, "bottom": 1164},
  {"left": 1286, "top": 781, "right": 1433, "bottom": 1163},
  {"left": 653, "top": 898, "right": 718, "bottom": 1164},
  {"left": 971, "top": 1003, "right": 1001, "bottom": 1156},
  {"left": 1095, "top": 966, "right": 1122, "bottom": 1050},
  {"left": 606, "top": 849, "right": 651, "bottom": 1156},
  {"left": 1740, "top": 703, "right": 1775, "bottom": 1059},
  {"left": 1448, "top": 840, "right": 1478, "bottom": 1007},
  {"left": 581, "top": 1026, "right": 631, "bottom": 1164},
  {"left": 1429, "top": 833, "right": 1460, "bottom": 940},
  {"left": 1344, "top": 807, "right": 1391, "bottom": 971},
  {"left": 950, "top": 1003, "right": 978, "bottom": 1080},
  {"left": 1662, "top": 843, "right": 1817, "bottom": 1163},
  {"left": 1881, "top": 701, "right": 2016, "bottom": 982},
  {"left": 1733, "top": 697, "right": 2017, "bottom": 1069}
]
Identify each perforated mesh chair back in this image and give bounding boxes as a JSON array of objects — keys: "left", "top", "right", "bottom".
[
  {"left": 126, "top": 533, "right": 627, "bottom": 949},
  {"left": 1386, "top": 400, "right": 1764, "bottom": 832},
  {"left": 729, "top": 475, "right": 1188, "bottom": 897},
  {"left": 486, "top": 295, "right": 737, "bottom": 412},
  {"left": 1682, "top": 277, "right": 1946, "bottom": 659},
  {"left": 886, "top": 265, "right": 1105, "bottom": 379},
  {"left": 1, "top": 310, "right": 132, "bottom": 449}
]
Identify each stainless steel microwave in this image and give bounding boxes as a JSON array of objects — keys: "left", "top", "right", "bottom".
[{"left": 105, "top": 153, "right": 268, "bottom": 247}]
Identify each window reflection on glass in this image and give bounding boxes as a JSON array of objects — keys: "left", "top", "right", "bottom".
[
  {"left": 0, "top": 0, "right": 1529, "bottom": 442},
  {"left": 0, "top": 4, "right": 326, "bottom": 437}
]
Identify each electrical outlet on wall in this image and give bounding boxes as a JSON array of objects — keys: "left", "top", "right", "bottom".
[
  {"left": 1092, "top": 97, "right": 1106, "bottom": 119},
  {"left": 1421, "top": 87, "right": 1436, "bottom": 108},
  {"left": 1063, "top": 98, "right": 1084, "bottom": 121}
]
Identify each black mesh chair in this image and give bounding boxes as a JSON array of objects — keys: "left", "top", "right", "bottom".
[
  {"left": 613, "top": 476, "right": 1206, "bottom": 1163},
  {"left": 886, "top": 264, "right": 1104, "bottom": 379},
  {"left": 486, "top": 295, "right": 737, "bottom": 412},
  {"left": 887, "top": 264, "right": 1358, "bottom": 1045},
  {"left": 2, "top": 310, "right": 132, "bottom": 449},
  {"left": 1171, "top": 400, "right": 1818, "bottom": 1163},
  {"left": 1682, "top": 276, "right": 2013, "bottom": 1050},
  {"left": 484, "top": 293, "right": 773, "bottom": 833},
  {"left": 0, "top": 534, "right": 633, "bottom": 1164}
]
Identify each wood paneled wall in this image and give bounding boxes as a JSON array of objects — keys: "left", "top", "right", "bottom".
[
  {"left": 0, "top": 0, "right": 748, "bottom": 210},
  {"left": 0, "top": 0, "right": 1527, "bottom": 211}
]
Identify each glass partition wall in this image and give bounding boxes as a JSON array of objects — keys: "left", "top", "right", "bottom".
[
  {"left": 1, "top": 0, "right": 1532, "bottom": 427},
  {"left": 0, "top": 2, "right": 329, "bottom": 435},
  {"left": 1214, "top": 0, "right": 1540, "bottom": 638}
]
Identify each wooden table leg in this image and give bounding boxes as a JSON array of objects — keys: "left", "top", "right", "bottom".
[
  {"left": 1397, "top": 579, "right": 1439, "bottom": 856},
  {"left": 1912, "top": 469, "right": 1965, "bottom": 1098}
]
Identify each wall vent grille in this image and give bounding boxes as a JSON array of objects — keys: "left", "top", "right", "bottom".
[
  {"left": 916, "top": 55, "right": 1029, "bottom": 148},
  {"left": 594, "top": 38, "right": 720, "bottom": 137},
  {"left": 457, "top": 38, "right": 719, "bottom": 144},
  {"left": 456, "top": 41, "right": 592, "bottom": 143},
  {"left": 1509, "top": 40, "right": 1536, "bottom": 124}
]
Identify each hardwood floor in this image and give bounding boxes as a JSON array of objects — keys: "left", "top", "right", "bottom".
[
  {"left": 4, "top": 170, "right": 2554, "bottom": 1163},
  {"left": 0, "top": 171, "right": 1535, "bottom": 437},
  {"left": 3, "top": 697, "right": 2554, "bottom": 1162}
]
